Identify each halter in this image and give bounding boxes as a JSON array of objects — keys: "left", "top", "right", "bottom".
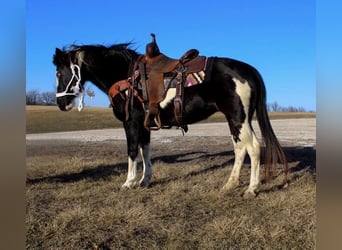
[{"left": 56, "top": 63, "right": 85, "bottom": 111}]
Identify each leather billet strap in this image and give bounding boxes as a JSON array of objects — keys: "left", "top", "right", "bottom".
[{"left": 174, "top": 67, "right": 185, "bottom": 125}]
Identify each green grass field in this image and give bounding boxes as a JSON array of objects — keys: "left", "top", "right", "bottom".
[{"left": 26, "top": 105, "right": 316, "bottom": 134}]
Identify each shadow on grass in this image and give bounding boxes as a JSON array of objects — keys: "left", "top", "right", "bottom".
[
  {"left": 26, "top": 163, "right": 128, "bottom": 185},
  {"left": 26, "top": 146, "right": 315, "bottom": 189},
  {"left": 152, "top": 150, "right": 234, "bottom": 164},
  {"left": 151, "top": 146, "right": 316, "bottom": 190},
  {"left": 285, "top": 146, "right": 316, "bottom": 174}
]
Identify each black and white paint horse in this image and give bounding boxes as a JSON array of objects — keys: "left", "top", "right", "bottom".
[{"left": 53, "top": 42, "right": 287, "bottom": 198}]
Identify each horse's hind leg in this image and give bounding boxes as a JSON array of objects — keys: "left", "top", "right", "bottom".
[
  {"left": 222, "top": 122, "right": 261, "bottom": 197},
  {"left": 222, "top": 139, "right": 247, "bottom": 191},
  {"left": 242, "top": 123, "right": 261, "bottom": 198},
  {"left": 220, "top": 77, "right": 261, "bottom": 197}
]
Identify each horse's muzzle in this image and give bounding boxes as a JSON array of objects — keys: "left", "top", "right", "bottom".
[{"left": 57, "top": 97, "right": 74, "bottom": 111}]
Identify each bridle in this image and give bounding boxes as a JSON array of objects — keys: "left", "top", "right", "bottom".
[{"left": 55, "top": 62, "right": 85, "bottom": 111}]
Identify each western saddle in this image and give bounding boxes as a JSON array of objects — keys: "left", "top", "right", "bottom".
[{"left": 109, "top": 33, "right": 207, "bottom": 131}]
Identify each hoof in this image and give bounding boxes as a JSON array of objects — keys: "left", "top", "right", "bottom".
[
  {"left": 139, "top": 179, "right": 151, "bottom": 188},
  {"left": 121, "top": 185, "right": 132, "bottom": 190},
  {"left": 121, "top": 181, "right": 136, "bottom": 190},
  {"left": 242, "top": 190, "right": 257, "bottom": 199},
  {"left": 221, "top": 181, "right": 239, "bottom": 193}
]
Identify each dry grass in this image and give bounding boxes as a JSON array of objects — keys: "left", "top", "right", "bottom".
[
  {"left": 26, "top": 137, "right": 316, "bottom": 249},
  {"left": 26, "top": 106, "right": 121, "bottom": 133},
  {"left": 26, "top": 106, "right": 316, "bottom": 248}
]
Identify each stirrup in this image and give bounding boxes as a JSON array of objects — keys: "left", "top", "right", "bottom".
[{"left": 144, "top": 112, "right": 162, "bottom": 131}]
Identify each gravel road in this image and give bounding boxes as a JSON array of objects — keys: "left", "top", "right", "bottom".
[{"left": 26, "top": 118, "right": 316, "bottom": 147}]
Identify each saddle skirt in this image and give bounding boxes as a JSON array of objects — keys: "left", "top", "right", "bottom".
[{"left": 143, "top": 53, "right": 207, "bottom": 110}]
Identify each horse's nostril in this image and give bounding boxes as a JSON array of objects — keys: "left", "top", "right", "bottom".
[{"left": 57, "top": 104, "right": 66, "bottom": 111}]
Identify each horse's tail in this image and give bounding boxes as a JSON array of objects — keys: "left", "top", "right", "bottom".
[{"left": 254, "top": 70, "right": 288, "bottom": 179}]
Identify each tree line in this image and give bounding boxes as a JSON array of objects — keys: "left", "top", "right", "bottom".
[
  {"left": 26, "top": 88, "right": 96, "bottom": 106},
  {"left": 26, "top": 90, "right": 56, "bottom": 106},
  {"left": 266, "top": 101, "right": 309, "bottom": 112},
  {"left": 26, "top": 89, "right": 311, "bottom": 112}
]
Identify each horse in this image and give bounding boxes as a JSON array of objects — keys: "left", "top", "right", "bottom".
[{"left": 53, "top": 41, "right": 287, "bottom": 198}]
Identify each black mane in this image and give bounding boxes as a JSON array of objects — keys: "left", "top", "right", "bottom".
[
  {"left": 53, "top": 42, "right": 139, "bottom": 67},
  {"left": 69, "top": 43, "right": 138, "bottom": 60}
]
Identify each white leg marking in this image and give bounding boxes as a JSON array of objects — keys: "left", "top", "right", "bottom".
[
  {"left": 122, "top": 156, "right": 138, "bottom": 189},
  {"left": 222, "top": 139, "right": 246, "bottom": 191},
  {"left": 159, "top": 88, "right": 176, "bottom": 109},
  {"left": 239, "top": 122, "right": 261, "bottom": 198},
  {"left": 245, "top": 133, "right": 261, "bottom": 197},
  {"left": 225, "top": 78, "right": 261, "bottom": 197},
  {"left": 139, "top": 144, "right": 152, "bottom": 187}
]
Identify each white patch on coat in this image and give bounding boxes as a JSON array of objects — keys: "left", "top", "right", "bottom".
[
  {"left": 159, "top": 88, "right": 176, "bottom": 109},
  {"left": 232, "top": 77, "right": 250, "bottom": 117}
]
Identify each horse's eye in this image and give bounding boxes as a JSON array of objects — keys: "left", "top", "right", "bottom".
[{"left": 56, "top": 72, "right": 61, "bottom": 78}]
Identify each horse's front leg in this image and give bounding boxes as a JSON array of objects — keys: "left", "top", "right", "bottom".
[
  {"left": 139, "top": 129, "right": 152, "bottom": 187},
  {"left": 121, "top": 122, "right": 140, "bottom": 189}
]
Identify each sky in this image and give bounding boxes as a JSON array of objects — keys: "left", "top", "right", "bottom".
[{"left": 26, "top": 0, "right": 316, "bottom": 111}]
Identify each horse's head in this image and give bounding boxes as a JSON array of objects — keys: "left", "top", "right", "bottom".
[
  {"left": 53, "top": 43, "right": 139, "bottom": 111},
  {"left": 53, "top": 48, "right": 85, "bottom": 111}
]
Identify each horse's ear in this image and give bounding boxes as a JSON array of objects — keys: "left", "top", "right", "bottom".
[
  {"left": 53, "top": 48, "right": 66, "bottom": 66},
  {"left": 55, "top": 48, "right": 62, "bottom": 55}
]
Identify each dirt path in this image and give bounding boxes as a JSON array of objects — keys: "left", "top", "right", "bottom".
[{"left": 26, "top": 118, "right": 316, "bottom": 147}]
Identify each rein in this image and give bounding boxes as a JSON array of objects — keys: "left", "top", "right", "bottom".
[{"left": 56, "top": 63, "right": 85, "bottom": 111}]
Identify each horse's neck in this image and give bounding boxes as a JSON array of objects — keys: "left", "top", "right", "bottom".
[
  {"left": 85, "top": 70, "right": 112, "bottom": 94},
  {"left": 83, "top": 64, "right": 128, "bottom": 94},
  {"left": 82, "top": 53, "right": 135, "bottom": 94}
]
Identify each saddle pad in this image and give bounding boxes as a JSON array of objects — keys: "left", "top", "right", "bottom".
[
  {"left": 185, "top": 71, "right": 205, "bottom": 87},
  {"left": 163, "top": 70, "right": 206, "bottom": 89}
]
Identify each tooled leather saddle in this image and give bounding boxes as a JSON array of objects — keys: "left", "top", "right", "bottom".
[{"left": 109, "top": 33, "right": 207, "bottom": 131}]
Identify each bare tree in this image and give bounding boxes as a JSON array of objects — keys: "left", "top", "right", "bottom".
[
  {"left": 297, "top": 106, "right": 306, "bottom": 112},
  {"left": 270, "top": 101, "right": 281, "bottom": 112},
  {"left": 40, "top": 91, "right": 56, "bottom": 105},
  {"left": 26, "top": 89, "right": 41, "bottom": 105},
  {"left": 26, "top": 89, "right": 57, "bottom": 105},
  {"left": 267, "top": 101, "right": 307, "bottom": 112}
]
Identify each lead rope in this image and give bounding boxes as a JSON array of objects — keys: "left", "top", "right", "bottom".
[{"left": 77, "top": 91, "right": 85, "bottom": 112}]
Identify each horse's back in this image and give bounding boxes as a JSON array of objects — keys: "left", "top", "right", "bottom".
[{"left": 207, "top": 57, "right": 262, "bottom": 82}]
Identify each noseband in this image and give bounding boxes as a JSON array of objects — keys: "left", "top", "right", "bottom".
[{"left": 56, "top": 63, "right": 85, "bottom": 111}]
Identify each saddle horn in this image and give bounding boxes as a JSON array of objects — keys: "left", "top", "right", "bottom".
[{"left": 146, "top": 33, "right": 160, "bottom": 58}]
